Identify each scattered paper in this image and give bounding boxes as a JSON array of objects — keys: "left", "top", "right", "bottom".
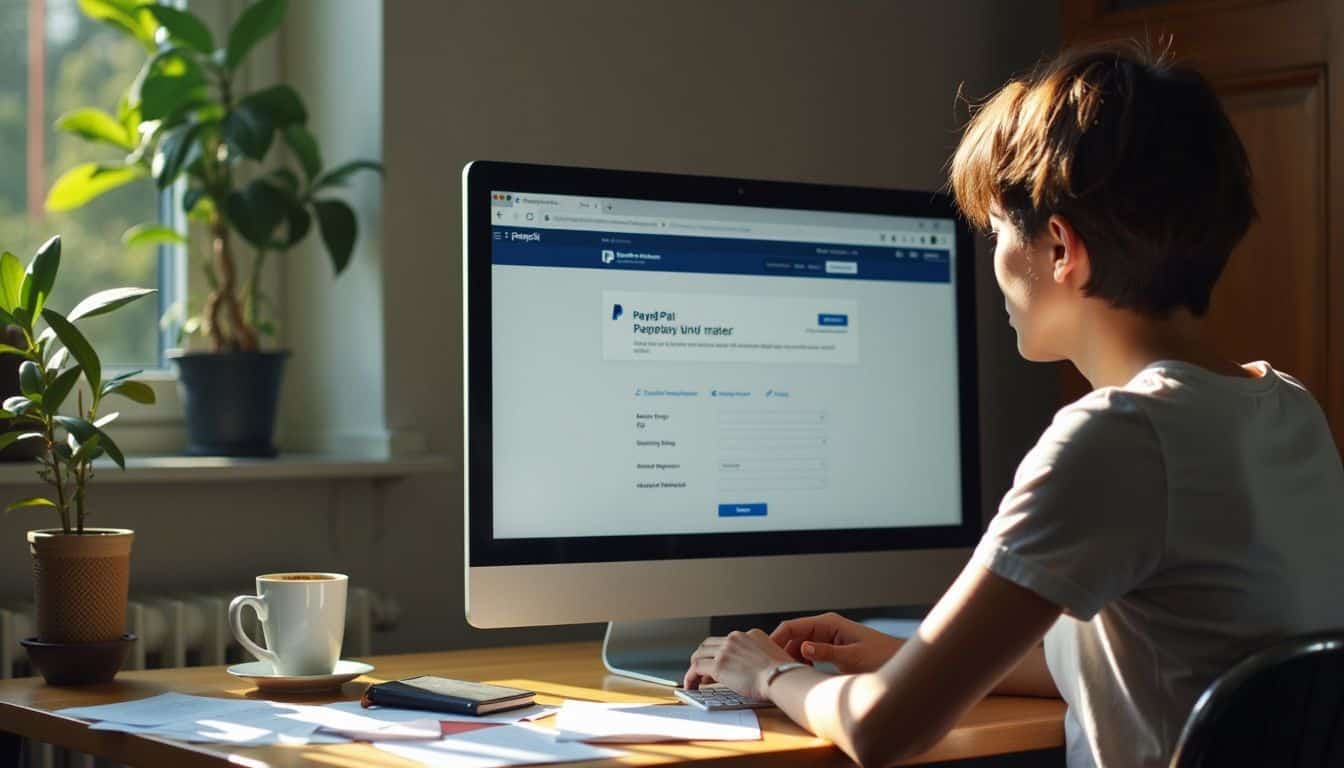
[
  {"left": 375, "top": 723, "right": 624, "bottom": 768},
  {"left": 73, "top": 697, "right": 446, "bottom": 745},
  {"left": 89, "top": 705, "right": 322, "bottom": 746},
  {"left": 58, "top": 693, "right": 271, "bottom": 727},
  {"left": 325, "top": 699, "right": 559, "bottom": 724},
  {"left": 553, "top": 701, "right": 761, "bottom": 743}
]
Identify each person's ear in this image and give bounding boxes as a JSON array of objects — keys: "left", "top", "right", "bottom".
[{"left": 1046, "top": 215, "right": 1090, "bottom": 287}]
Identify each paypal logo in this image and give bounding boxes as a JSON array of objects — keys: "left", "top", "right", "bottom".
[
  {"left": 601, "top": 249, "right": 615, "bottom": 264},
  {"left": 611, "top": 304, "right": 623, "bottom": 321}
]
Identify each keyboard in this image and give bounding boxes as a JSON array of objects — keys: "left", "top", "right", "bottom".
[{"left": 675, "top": 685, "right": 773, "bottom": 711}]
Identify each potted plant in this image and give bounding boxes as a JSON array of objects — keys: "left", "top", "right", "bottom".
[
  {"left": 0, "top": 235, "right": 156, "bottom": 685},
  {"left": 45, "top": 0, "right": 382, "bottom": 456}
]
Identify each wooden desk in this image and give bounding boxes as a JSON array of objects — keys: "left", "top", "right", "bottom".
[{"left": 0, "top": 642, "right": 1064, "bottom": 767}]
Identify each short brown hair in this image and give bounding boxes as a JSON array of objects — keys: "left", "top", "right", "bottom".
[{"left": 950, "top": 42, "right": 1255, "bottom": 316}]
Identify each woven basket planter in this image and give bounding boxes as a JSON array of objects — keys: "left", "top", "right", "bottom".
[{"left": 28, "top": 529, "right": 134, "bottom": 643}]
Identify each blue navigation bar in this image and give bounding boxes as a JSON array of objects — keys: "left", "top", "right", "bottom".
[
  {"left": 718, "top": 502, "right": 768, "bottom": 517},
  {"left": 492, "top": 226, "right": 950, "bottom": 284}
]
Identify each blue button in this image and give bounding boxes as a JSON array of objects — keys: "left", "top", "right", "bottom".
[
  {"left": 718, "top": 503, "right": 768, "bottom": 517},
  {"left": 818, "top": 313, "right": 848, "bottom": 327}
]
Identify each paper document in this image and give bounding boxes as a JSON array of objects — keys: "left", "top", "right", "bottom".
[
  {"left": 375, "top": 723, "right": 624, "bottom": 768},
  {"left": 325, "top": 699, "right": 559, "bottom": 724},
  {"left": 58, "top": 693, "right": 270, "bottom": 727},
  {"left": 88, "top": 706, "right": 323, "bottom": 746},
  {"left": 553, "top": 701, "right": 761, "bottom": 743},
  {"left": 69, "top": 696, "right": 446, "bottom": 745}
]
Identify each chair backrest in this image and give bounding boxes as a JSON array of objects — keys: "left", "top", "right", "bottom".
[{"left": 1170, "top": 630, "right": 1344, "bottom": 768}]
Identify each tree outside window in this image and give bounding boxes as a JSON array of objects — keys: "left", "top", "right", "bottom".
[{"left": 2, "top": 0, "right": 167, "bottom": 369}]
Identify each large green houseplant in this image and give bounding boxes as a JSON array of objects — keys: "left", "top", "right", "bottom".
[
  {"left": 47, "top": 0, "right": 381, "bottom": 456},
  {"left": 0, "top": 235, "right": 156, "bottom": 685}
]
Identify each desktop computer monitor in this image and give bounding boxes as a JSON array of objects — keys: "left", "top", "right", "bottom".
[{"left": 463, "top": 161, "right": 980, "bottom": 685}]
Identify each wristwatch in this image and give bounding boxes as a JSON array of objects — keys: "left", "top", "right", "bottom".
[{"left": 764, "top": 661, "right": 809, "bottom": 690}]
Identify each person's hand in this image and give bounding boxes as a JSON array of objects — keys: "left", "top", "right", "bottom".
[
  {"left": 770, "top": 612, "right": 902, "bottom": 674},
  {"left": 683, "top": 629, "right": 795, "bottom": 699}
]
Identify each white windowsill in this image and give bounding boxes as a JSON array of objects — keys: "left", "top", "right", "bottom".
[{"left": 0, "top": 453, "right": 454, "bottom": 484}]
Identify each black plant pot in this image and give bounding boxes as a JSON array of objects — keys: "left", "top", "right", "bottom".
[{"left": 171, "top": 351, "right": 288, "bottom": 457}]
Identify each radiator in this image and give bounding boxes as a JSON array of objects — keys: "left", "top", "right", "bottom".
[{"left": 1, "top": 588, "right": 396, "bottom": 768}]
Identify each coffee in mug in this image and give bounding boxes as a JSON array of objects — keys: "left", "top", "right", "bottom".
[{"left": 229, "top": 572, "right": 347, "bottom": 676}]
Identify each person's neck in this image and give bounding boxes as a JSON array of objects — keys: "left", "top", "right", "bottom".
[{"left": 1069, "top": 304, "right": 1240, "bottom": 389}]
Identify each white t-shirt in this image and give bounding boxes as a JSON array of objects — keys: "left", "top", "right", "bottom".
[{"left": 973, "top": 360, "right": 1344, "bottom": 768}]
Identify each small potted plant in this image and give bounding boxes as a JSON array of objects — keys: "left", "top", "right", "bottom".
[
  {"left": 0, "top": 235, "right": 156, "bottom": 685},
  {"left": 46, "top": 0, "right": 382, "bottom": 456}
]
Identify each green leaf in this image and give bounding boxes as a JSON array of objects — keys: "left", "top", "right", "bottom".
[
  {"left": 0, "top": 344, "right": 31, "bottom": 360},
  {"left": 238, "top": 84, "right": 307, "bottom": 126},
  {"left": 183, "top": 188, "right": 207, "bottom": 215},
  {"left": 2, "top": 396, "right": 33, "bottom": 415},
  {"left": 46, "top": 347, "right": 69, "bottom": 374},
  {"left": 56, "top": 416, "right": 125, "bottom": 469},
  {"left": 18, "top": 361, "right": 41, "bottom": 398},
  {"left": 0, "top": 251, "right": 23, "bottom": 314},
  {"left": 132, "top": 48, "right": 207, "bottom": 122},
  {"left": 97, "top": 429, "right": 125, "bottom": 469},
  {"left": 267, "top": 168, "right": 301, "bottom": 195},
  {"left": 222, "top": 106, "right": 274, "bottom": 161},
  {"left": 46, "top": 163, "right": 146, "bottom": 212},
  {"left": 152, "top": 122, "right": 203, "bottom": 189},
  {"left": 104, "top": 379, "right": 156, "bottom": 405},
  {"left": 101, "top": 370, "right": 142, "bottom": 390},
  {"left": 284, "top": 124, "right": 321, "bottom": 181},
  {"left": 41, "top": 310, "right": 100, "bottom": 394},
  {"left": 284, "top": 201, "right": 311, "bottom": 247},
  {"left": 313, "top": 160, "right": 383, "bottom": 191},
  {"left": 70, "top": 432, "right": 101, "bottom": 463},
  {"left": 227, "top": 180, "right": 288, "bottom": 248},
  {"left": 226, "top": 0, "right": 287, "bottom": 71},
  {"left": 94, "top": 412, "right": 119, "bottom": 429},
  {"left": 20, "top": 236, "right": 61, "bottom": 318},
  {"left": 44, "top": 365, "right": 82, "bottom": 413},
  {"left": 5, "top": 497, "right": 57, "bottom": 515},
  {"left": 54, "top": 108, "right": 134, "bottom": 150},
  {"left": 78, "top": 0, "right": 156, "bottom": 50},
  {"left": 141, "top": 4, "right": 214, "bottom": 53},
  {"left": 55, "top": 415, "right": 97, "bottom": 444},
  {"left": 312, "top": 199, "right": 357, "bottom": 275},
  {"left": 69, "top": 287, "right": 157, "bottom": 323},
  {"left": 122, "top": 224, "right": 186, "bottom": 249},
  {"left": 0, "top": 431, "right": 24, "bottom": 453}
]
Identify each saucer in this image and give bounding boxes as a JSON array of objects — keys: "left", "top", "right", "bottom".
[{"left": 227, "top": 659, "right": 375, "bottom": 693}]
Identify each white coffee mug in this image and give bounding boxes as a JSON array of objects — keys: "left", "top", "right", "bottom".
[{"left": 228, "top": 572, "right": 347, "bottom": 676}]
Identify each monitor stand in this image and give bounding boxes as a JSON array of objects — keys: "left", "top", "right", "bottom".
[{"left": 602, "top": 617, "right": 711, "bottom": 687}]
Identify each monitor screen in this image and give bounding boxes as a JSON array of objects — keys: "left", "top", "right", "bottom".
[{"left": 465, "top": 162, "right": 979, "bottom": 566}]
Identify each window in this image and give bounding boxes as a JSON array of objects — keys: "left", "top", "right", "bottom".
[{"left": 2, "top": 0, "right": 178, "bottom": 370}]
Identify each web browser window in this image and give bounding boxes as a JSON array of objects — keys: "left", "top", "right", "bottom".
[{"left": 490, "top": 191, "right": 961, "bottom": 538}]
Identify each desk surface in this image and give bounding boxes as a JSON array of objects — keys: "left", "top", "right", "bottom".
[{"left": 0, "top": 642, "right": 1065, "bottom": 767}]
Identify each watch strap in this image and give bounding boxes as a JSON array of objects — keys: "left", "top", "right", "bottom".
[{"left": 765, "top": 661, "right": 809, "bottom": 689}]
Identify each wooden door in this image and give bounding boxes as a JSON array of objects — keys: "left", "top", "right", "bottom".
[{"left": 1061, "top": 0, "right": 1343, "bottom": 452}]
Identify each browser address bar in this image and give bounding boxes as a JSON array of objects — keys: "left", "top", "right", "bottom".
[
  {"left": 550, "top": 214, "right": 754, "bottom": 235},
  {"left": 548, "top": 214, "right": 660, "bottom": 229}
]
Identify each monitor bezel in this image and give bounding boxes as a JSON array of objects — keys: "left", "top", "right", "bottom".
[{"left": 465, "top": 160, "right": 981, "bottom": 567}]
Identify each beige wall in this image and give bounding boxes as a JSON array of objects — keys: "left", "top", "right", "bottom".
[
  {"left": 379, "top": 1, "right": 1063, "bottom": 650},
  {"left": 0, "top": 2, "right": 1062, "bottom": 656}
]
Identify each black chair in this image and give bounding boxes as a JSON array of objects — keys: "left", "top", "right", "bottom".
[{"left": 1170, "top": 630, "right": 1344, "bottom": 768}]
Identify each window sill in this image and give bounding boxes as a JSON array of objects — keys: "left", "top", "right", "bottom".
[{"left": 0, "top": 453, "right": 453, "bottom": 484}]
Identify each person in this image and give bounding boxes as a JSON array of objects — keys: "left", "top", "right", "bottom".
[{"left": 683, "top": 42, "right": 1344, "bottom": 768}]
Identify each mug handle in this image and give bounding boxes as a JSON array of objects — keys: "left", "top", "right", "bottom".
[{"left": 228, "top": 595, "right": 278, "bottom": 667}]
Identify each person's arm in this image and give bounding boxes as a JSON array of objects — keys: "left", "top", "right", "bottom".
[
  {"left": 766, "top": 613, "right": 1057, "bottom": 698},
  {"left": 994, "top": 643, "right": 1057, "bottom": 697},
  {"left": 687, "top": 561, "right": 1061, "bottom": 767}
]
